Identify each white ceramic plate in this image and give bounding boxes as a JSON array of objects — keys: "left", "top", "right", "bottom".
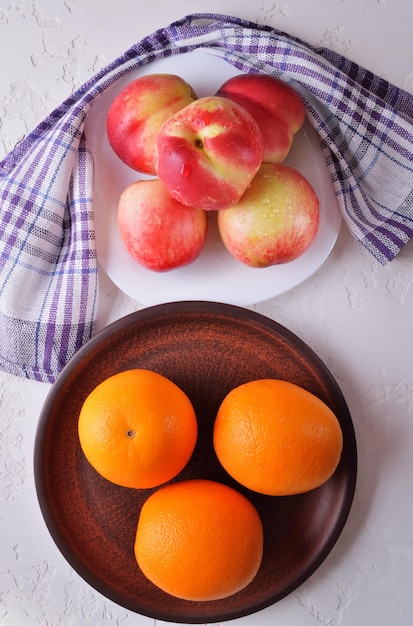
[{"left": 85, "top": 50, "right": 341, "bottom": 306}]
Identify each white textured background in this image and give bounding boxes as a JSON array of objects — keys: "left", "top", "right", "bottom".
[{"left": 1, "top": 1, "right": 413, "bottom": 625}]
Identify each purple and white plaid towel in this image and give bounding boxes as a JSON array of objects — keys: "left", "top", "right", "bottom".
[{"left": 1, "top": 13, "right": 412, "bottom": 383}]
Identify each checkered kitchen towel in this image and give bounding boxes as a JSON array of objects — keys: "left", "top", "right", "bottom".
[{"left": 1, "top": 13, "right": 412, "bottom": 383}]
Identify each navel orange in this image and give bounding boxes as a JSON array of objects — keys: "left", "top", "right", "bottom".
[
  {"left": 213, "top": 378, "right": 343, "bottom": 496},
  {"left": 78, "top": 369, "right": 197, "bottom": 489},
  {"left": 134, "top": 479, "right": 263, "bottom": 601}
]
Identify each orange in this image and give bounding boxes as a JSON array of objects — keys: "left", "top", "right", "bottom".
[
  {"left": 213, "top": 379, "right": 343, "bottom": 496},
  {"left": 134, "top": 479, "right": 263, "bottom": 601},
  {"left": 78, "top": 369, "right": 197, "bottom": 489}
]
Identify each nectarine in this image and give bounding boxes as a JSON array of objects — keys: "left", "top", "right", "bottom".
[
  {"left": 218, "top": 163, "right": 319, "bottom": 267},
  {"left": 107, "top": 73, "right": 197, "bottom": 175},
  {"left": 216, "top": 73, "right": 306, "bottom": 164},
  {"left": 118, "top": 178, "right": 208, "bottom": 272},
  {"left": 155, "top": 96, "right": 264, "bottom": 211}
]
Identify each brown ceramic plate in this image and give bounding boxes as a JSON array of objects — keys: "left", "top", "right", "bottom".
[{"left": 34, "top": 302, "right": 357, "bottom": 623}]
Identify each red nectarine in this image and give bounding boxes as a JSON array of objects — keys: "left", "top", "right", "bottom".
[
  {"left": 155, "top": 96, "right": 264, "bottom": 211},
  {"left": 216, "top": 73, "right": 306, "bottom": 164},
  {"left": 107, "top": 73, "right": 197, "bottom": 175},
  {"left": 218, "top": 163, "right": 319, "bottom": 267},
  {"left": 118, "top": 178, "right": 208, "bottom": 272}
]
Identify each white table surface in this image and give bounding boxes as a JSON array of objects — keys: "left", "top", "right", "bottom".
[{"left": 1, "top": 1, "right": 412, "bottom": 624}]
